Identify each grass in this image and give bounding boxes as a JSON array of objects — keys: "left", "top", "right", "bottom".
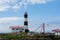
[{"left": 0, "top": 32, "right": 60, "bottom": 40}]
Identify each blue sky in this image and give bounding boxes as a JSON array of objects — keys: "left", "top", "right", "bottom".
[{"left": 0, "top": 0, "right": 60, "bottom": 33}]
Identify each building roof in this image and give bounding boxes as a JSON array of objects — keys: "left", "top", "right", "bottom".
[
  {"left": 52, "top": 29, "right": 60, "bottom": 32},
  {"left": 10, "top": 26, "right": 24, "bottom": 29}
]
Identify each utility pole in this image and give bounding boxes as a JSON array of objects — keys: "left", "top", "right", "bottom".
[{"left": 42, "top": 23, "right": 45, "bottom": 34}]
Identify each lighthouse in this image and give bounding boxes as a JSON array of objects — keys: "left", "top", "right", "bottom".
[{"left": 24, "top": 12, "right": 29, "bottom": 33}]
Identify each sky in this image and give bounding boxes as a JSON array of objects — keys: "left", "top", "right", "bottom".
[{"left": 0, "top": 0, "right": 60, "bottom": 33}]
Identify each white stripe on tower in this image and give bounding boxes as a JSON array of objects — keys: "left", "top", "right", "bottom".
[
  {"left": 24, "top": 25, "right": 28, "bottom": 29},
  {"left": 24, "top": 18, "right": 28, "bottom": 22}
]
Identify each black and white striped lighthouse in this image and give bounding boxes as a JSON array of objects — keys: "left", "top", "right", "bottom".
[{"left": 24, "top": 12, "right": 29, "bottom": 33}]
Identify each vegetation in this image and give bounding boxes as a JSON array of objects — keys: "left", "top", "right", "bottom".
[{"left": 0, "top": 32, "right": 60, "bottom": 40}]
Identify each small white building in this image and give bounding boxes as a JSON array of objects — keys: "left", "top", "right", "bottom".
[
  {"left": 10, "top": 26, "right": 25, "bottom": 33},
  {"left": 52, "top": 29, "right": 60, "bottom": 35}
]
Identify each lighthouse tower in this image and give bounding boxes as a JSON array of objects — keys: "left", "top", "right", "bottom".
[{"left": 24, "top": 12, "right": 29, "bottom": 33}]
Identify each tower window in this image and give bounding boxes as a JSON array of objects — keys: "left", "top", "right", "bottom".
[
  {"left": 22, "top": 29, "right": 24, "bottom": 30},
  {"left": 20, "top": 31, "right": 22, "bottom": 33},
  {"left": 12, "top": 28, "right": 14, "bottom": 30},
  {"left": 16, "top": 28, "right": 18, "bottom": 30}
]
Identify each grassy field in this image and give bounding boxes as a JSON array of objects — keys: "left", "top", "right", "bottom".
[{"left": 0, "top": 32, "right": 60, "bottom": 40}]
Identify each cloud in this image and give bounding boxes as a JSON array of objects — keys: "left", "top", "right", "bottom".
[
  {"left": 0, "top": 0, "right": 55, "bottom": 11},
  {"left": 0, "top": 0, "right": 20, "bottom": 11},
  {"left": 12, "top": 4, "right": 20, "bottom": 10},
  {"left": 45, "top": 24, "right": 60, "bottom": 32},
  {"left": 47, "top": 16, "right": 60, "bottom": 24},
  {"left": 0, "top": 17, "right": 24, "bottom": 33},
  {"left": 27, "top": 0, "right": 46, "bottom": 4},
  {"left": 0, "top": 25, "right": 9, "bottom": 33},
  {"left": 0, "top": 17, "right": 24, "bottom": 24},
  {"left": 27, "top": 0, "right": 54, "bottom": 4},
  {"left": 0, "top": 5, "right": 11, "bottom": 11}
]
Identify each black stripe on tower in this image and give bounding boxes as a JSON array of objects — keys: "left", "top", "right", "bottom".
[
  {"left": 24, "top": 21, "right": 28, "bottom": 25},
  {"left": 24, "top": 12, "right": 28, "bottom": 18}
]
